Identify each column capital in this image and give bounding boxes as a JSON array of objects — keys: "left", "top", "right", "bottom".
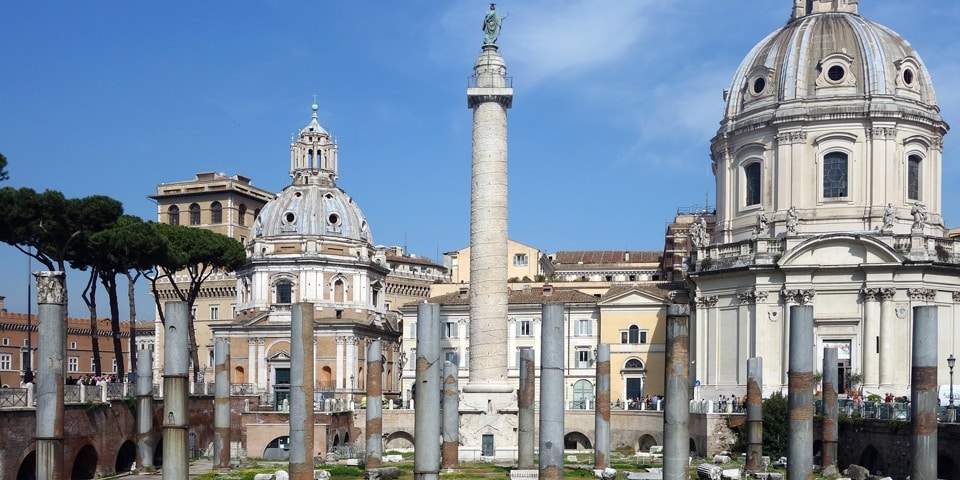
[
  {"left": 696, "top": 295, "right": 719, "bottom": 308},
  {"left": 781, "top": 288, "right": 816, "bottom": 305},
  {"left": 907, "top": 288, "right": 936, "bottom": 302}
]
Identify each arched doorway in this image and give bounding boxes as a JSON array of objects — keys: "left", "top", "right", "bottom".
[
  {"left": 115, "top": 440, "right": 137, "bottom": 473},
  {"left": 572, "top": 379, "right": 593, "bottom": 409},
  {"left": 16, "top": 451, "right": 35, "bottom": 480},
  {"left": 385, "top": 431, "right": 414, "bottom": 449},
  {"left": 263, "top": 436, "right": 290, "bottom": 460},
  {"left": 564, "top": 432, "right": 592, "bottom": 451},
  {"left": 621, "top": 357, "right": 646, "bottom": 408},
  {"left": 637, "top": 434, "right": 657, "bottom": 453},
  {"left": 71, "top": 444, "right": 99, "bottom": 479},
  {"left": 859, "top": 445, "right": 885, "bottom": 475},
  {"left": 234, "top": 366, "right": 245, "bottom": 384}
]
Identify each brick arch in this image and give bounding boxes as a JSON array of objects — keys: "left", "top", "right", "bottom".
[
  {"left": 385, "top": 430, "right": 414, "bottom": 449},
  {"left": 71, "top": 444, "right": 100, "bottom": 479},
  {"left": 114, "top": 440, "right": 137, "bottom": 473},
  {"left": 858, "top": 444, "right": 885, "bottom": 475},
  {"left": 564, "top": 431, "right": 592, "bottom": 450},
  {"left": 16, "top": 449, "right": 35, "bottom": 480},
  {"left": 637, "top": 434, "right": 658, "bottom": 453}
]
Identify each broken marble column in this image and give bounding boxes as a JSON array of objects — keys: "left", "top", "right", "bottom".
[
  {"left": 745, "top": 357, "right": 762, "bottom": 474},
  {"left": 366, "top": 340, "right": 384, "bottom": 469},
  {"left": 594, "top": 343, "right": 611, "bottom": 470},
  {"left": 518, "top": 348, "right": 535, "bottom": 469},
  {"left": 663, "top": 304, "right": 691, "bottom": 480},
  {"left": 911, "top": 305, "right": 937, "bottom": 480},
  {"left": 441, "top": 358, "right": 459, "bottom": 470},
  {"left": 787, "top": 305, "right": 813, "bottom": 480},
  {"left": 821, "top": 347, "right": 838, "bottom": 470},
  {"left": 414, "top": 302, "right": 441, "bottom": 480},
  {"left": 539, "top": 303, "right": 565, "bottom": 480},
  {"left": 289, "top": 303, "right": 315, "bottom": 480},
  {"left": 162, "top": 301, "right": 190, "bottom": 480}
]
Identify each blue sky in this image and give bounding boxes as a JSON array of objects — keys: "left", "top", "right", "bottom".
[{"left": 2, "top": 1, "right": 960, "bottom": 319}]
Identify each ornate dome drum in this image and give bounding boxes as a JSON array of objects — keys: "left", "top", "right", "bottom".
[{"left": 710, "top": 0, "right": 949, "bottom": 243}]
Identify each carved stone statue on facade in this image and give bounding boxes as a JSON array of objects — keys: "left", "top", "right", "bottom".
[
  {"left": 911, "top": 203, "right": 927, "bottom": 230},
  {"left": 786, "top": 206, "right": 800, "bottom": 234},
  {"left": 755, "top": 210, "right": 768, "bottom": 234},
  {"left": 882, "top": 203, "right": 897, "bottom": 231},
  {"left": 690, "top": 216, "right": 710, "bottom": 249},
  {"left": 482, "top": 3, "right": 508, "bottom": 45}
]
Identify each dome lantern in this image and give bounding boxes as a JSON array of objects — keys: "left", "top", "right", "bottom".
[{"left": 792, "top": 0, "right": 858, "bottom": 20}]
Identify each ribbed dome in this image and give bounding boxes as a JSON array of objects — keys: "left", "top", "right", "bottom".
[
  {"left": 255, "top": 180, "right": 372, "bottom": 243},
  {"left": 722, "top": 11, "right": 939, "bottom": 123}
]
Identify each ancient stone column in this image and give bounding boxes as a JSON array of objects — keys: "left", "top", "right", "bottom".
[
  {"left": 162, "top": 301, "right": 190, "bottom": 480},
  {"left": 539, "top": 303, "right": 565, "bottom": 480},
  {"left": 911, "top": 306, "right": 938, "bottom": 480},
  {"left": 136, "top": 347, "right": 155, "bottom": 472},
  {"left": 366, "top": 340, "right": 384, "bottom": 469},
  {"left": 517, "top": 348, "right": 535, "bottom": 469},
  {"left": 414, "top": 302, "right": 441, "bottom": 480},
  {"left": 787, "top": 305, "right": 814, "bottom": 480},
  {"left": 35, "top": 271, "right": 66, "bottom": 480},
  {"left": 663, "top": 304, "right": 691, "bottom": 480},
  {"left": 289, "top": 303, "right": 315, "bottom": 480},
  {"left": 594, "top": 343, "right": 611, "bottom": 470},
  {"left": 441, "top": 358, "right": 459, "bottom": 470},
  {"left": 745, "top": 357, "right": 763, "bottom": 473},
  {"left": 821, "top": 347, "right": 838, "bottom": 469},
  {"left": 214, "top": 338, "right": 232, "bottom": 470}
]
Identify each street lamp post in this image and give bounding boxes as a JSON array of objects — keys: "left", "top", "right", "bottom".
[
  {"left": 949, "top": 354, "right": 956, "bottom": 423},
  {"left": 350, "top": 374, "right": 355, "bottom": 409}
]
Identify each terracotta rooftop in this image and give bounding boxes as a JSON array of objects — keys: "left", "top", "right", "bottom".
[{"left": 552, "top": 251, "right": 662, "bottom": 265}]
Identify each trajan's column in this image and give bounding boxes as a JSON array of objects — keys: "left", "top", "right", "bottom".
[{"left": 462, "top": 3, "right": 516, "bottom": 459}]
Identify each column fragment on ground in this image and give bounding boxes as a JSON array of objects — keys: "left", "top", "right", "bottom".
[
  {"left": 787, "top": 305, "right": 813, "bottom": 480},
  {"left": 162, "top": 301, "right": 190, "bottom": 480},
  {"left": 289, "top": 303, "right": 316, "bottom": 480},
  {"left": 414, "top": 302, "right": 441, "bottom": 480},
  {"left": 539, "top": 303, "right": 565, "bottom": 480},
  {"left": 35, "top": 271, "right": 66, "bottom": 480},
  {"left": 663, "top": 304, "right": 690, "bottom": 480},
  {"left": 911, "top": 306, "right": 938, "bottom": 480}
]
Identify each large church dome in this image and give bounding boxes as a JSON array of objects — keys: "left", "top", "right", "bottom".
[
  {"left": 720, "top": 1, "right": 940, "bottom": 127},
  {"left": 709, "top": 0, "right": 949, "bottom": 244},
  {"left": 256, "top": 181, "right": 372, "bottom": 243}
]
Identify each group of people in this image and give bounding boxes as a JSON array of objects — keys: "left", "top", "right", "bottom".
[
  {"left": 66, "top": 373, "right": 122, "bottom": 386},
  {"left": 719, "top": 394, "right": 746, "bottom": 413}
]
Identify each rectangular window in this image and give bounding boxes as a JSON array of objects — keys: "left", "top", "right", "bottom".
[
  {"left": 277, "top": 283, "right": 293, "bottom": 303},
  {"left": 575, "top": 319, "right": 592, "bottom": 336},
  {"left": 577, "top": 349, "right": 591, "bottom": 368},
  {"left": 210, "top": 305, "right": 220, "bottom": 320},
  {"left": 231, "top": 304, "right": 237, "bottom": 318},
  {"left": 908, "top": 155, "right": 921, "bottom": 201},
  {"left": 410, "top": 323, "right": 417, "bottom": 339},
  {"left": 444, "top": 321, "right": 458, "bottom": 338},
  {"left": 69, "top": 357, "right": 79, "bottom": 372},
  {"left": 745, "top": 163, "right": 761, "bottom": 206},
  {"left": 620, "top": 328, "right": 649, "bottom": 344},
  {"left": 91, "top": 358, "right": 97, "bottom": 371},
  {"left": 191, "top": 307, "right": 198, "bottom": 320},
  {"left": 823, "top": 152, "right": 849, "bottom": 198},
  {"left": 444, "top": 349, "right": 459, "bottom": 365},
  {"left": 112, "top": 358, "right": 117, "bottom": 373},
  {"left": 0, "top": 354, "right": 11, "bottom": 370},
  {"left": 70, "top": 341, "right": 77, "bottom": 350},
  {"left": 1, "top": 337, "right": 8, "bottom": 346},
  {"left": 513, "top": 253, "right": 529, "bottom": 267},
  {"left": 517, "top": 320, "right": 532, "bottom": 337}
]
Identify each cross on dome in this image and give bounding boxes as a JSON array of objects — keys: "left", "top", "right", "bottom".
[{"left": 792, "top": 0, "right": 859, "bottom": 20}]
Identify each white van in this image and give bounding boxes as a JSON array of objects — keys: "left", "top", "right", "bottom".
[{"left": 938, "top": 385, "right": 960, "bottom": 407}]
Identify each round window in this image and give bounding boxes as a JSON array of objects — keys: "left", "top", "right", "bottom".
[
  {"left": 284, "top": 212, "right": 296, "bottom": 223},
  {"left": 827, "top": 65, "right": 845, "bottom": 82},
  {"left": 752, "top": 78, "right": 766, "bottom": 94},
  {"left": 903, "top": 68, "right": 915, "bottom": 86},
  {"left": 328, "top": 213, "right": 340, "bottom": 225}
]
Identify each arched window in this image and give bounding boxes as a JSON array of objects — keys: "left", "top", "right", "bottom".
[
  {"left": 744, "top": 162, "right": 761, "bottom": 206},
  {"left": 167, "top": 205, "right": 180, "bottom": 225},
  {"left": 238, "top": 204, "right": 247, "bottom": 226},
  {"left": 625, "top": 358, "right": 644, "bottom": 369},
  {"left": 189, "top": 203, "right": 201, "bottom": 225},
  {"left": 908, "top": 154, "right": 922, "bottom": 201},
  {"left": 572, "top": 379, "right": 593, "bottom": 409},
  {"left": 276, "top": 282, "right": 293, "bottom": 304},
  {"left": 823, "top": 152, "right": 848, "bottom": 198},
  {"left": 211, "top": 201, "right": 223, "bottom": 224}
]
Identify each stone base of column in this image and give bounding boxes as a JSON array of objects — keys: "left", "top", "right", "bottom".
[{"left": 458, "top": 390, "right": 518, "bottom": 462}]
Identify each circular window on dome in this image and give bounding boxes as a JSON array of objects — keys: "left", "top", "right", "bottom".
[
  {"left": 827, "top": 65, "right": 846, "bottom": 82},
  {"left": 903, "top": 68, "right": 915, "bottom": 86},
  {"left": 752, "top": 77, "right": 766, "bottom": 95},
  {"left": 328, "top": 213, "right": 340, "bottom": 226},
  {"left": 284, "top": 212, "right": 296, "bottom": 224}
]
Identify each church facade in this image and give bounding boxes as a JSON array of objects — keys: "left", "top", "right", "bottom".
[{"left": 688, "top": 0, "right": 959, "bottom": 399}]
